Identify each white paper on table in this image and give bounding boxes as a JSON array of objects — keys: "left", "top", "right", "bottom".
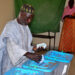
[{"left": 37, "top": 43, "right": 47, "bottom": 49}]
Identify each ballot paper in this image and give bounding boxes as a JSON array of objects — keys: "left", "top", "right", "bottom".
[
  {"left": 39, "top": 55, "right": 44, "bottom": 64},
  {"left": 37, "top": 43, "right": 47, "bottom": 49}
]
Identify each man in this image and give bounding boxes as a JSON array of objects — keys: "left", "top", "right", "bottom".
[{"left": 0, "top": 4, "right": 41, "bottom": 75}]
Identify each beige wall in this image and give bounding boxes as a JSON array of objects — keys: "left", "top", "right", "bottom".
[
  {"left": 0, "top": 0, "right": 15, "bottom": 34},
  {"left": 0, "top": 0, "right": 69, "bottom": 49}
]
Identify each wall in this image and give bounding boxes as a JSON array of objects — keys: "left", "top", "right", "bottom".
[
  {"left": 0, "top": 0, "right": 15, "bottom": 34},
  {"left": 0, "top": 0, "right": 68, "bottom": 49}
]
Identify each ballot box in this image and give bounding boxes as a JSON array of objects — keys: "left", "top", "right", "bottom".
[
  {"left": 44, "top": 50, "right": 74, "bottom": 75},
  {"left": 4, "top": 67, "right": 39, "bottom": 75},
  {"left": 22, "top": 59, "right": 59, "bottom": 75},
  {"left": 44, "top": 50, "right": 73, "bottom": 63}
]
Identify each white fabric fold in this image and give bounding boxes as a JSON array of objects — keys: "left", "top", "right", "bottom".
[{"left": 7, "top": 38, "right": 27, "bottom": 65}]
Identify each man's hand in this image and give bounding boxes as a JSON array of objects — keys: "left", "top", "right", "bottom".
[
  {"left": 33, "top": 45, "right": 37, "bottom": 51},
  {"left": 33, "top": 43, "right": 47, "bottom": 52},
  {"left": 33, "top": 46, "right": 47, "bottom": 52},
  {"left": 24, "top": 52, "right": 42, "bottom": 63},
  {"left": 37, "top": 47, "right": 45, "bottom": 51}
]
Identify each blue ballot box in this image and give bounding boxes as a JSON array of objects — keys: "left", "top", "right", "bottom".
[
  {"left": 4, "top": 50, "right": 73, "bottom": 75},
  {"left": 44, "top": 50, "right": 73, "bottom": 63},
  {"left": 22, "top": 59, "right": 59, "bottom": 73},
  {"left": 4, "top": 67, "right": 39, "bottom": 75}
]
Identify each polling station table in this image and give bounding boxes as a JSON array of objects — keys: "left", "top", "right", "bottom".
[{"left": 4, "top": 50, "right": 73, "bottom": 75}]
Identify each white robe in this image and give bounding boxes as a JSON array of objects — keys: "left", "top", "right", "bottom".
[{"left": 0, "top": 19, "right": 33, "bottom": 75}]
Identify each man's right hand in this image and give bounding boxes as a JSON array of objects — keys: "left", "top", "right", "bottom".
[{"left": 24, "top": 52, "right": 42, "bottom": 63}]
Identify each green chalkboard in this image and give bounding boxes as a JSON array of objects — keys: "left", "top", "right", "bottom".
[{"left": 14, "top": 0, "right": 65, "bottom": 33}]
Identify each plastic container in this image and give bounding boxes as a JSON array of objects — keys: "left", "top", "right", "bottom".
[
  {"left": 4, "top": 67, "right": 38, "bottom": 75},
  {"left": 22, "top": 59, "right": 59, "bottom": 72},
  {"left": 44, "top": 50, "right": 73, "bottom": 63}
]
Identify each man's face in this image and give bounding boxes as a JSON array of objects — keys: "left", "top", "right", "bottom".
[{"left": 18, "top": 11, "right": 34, "bottom": 25}]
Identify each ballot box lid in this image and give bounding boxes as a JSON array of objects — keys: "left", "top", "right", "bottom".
[
  {"left": 44, "top": 50, "right": 74, "bottom": 63},
  {"left": 22, "top": 59, "right": 59, "bottom": 72},
  {"left": 4, "top": 67, "right": 38, "bottom": 75}
]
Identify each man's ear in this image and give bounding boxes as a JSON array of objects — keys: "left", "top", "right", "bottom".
[{"left": 18, "top": 13, "right": 21, "bottom": 18}]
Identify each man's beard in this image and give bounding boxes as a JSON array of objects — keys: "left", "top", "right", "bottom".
[{"left": 20, "top": 20, "right": 28, "bottom": 25}]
